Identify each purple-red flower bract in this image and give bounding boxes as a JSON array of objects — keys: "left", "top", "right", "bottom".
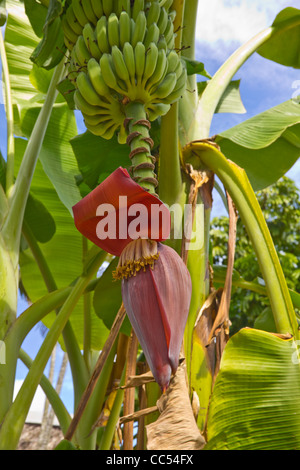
[
  {"left": 72, "top": 167, "right": 170, "bottom": 256},
  {"left": 121, "top": 241, "right": 192, "bottom": 392},
  {"left": 72, "top": 167, "right": 192, "bottom": 391}
]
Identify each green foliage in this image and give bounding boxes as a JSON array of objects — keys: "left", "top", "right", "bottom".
[{"left": 211, "top": 176, "right": 300, "bottom": 333}]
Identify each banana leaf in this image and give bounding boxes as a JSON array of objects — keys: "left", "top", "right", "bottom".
[{"left": 205, "top": 328, "right": 300, "bottom": 450}]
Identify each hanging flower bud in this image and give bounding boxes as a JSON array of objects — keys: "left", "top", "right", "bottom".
[
  {"left": 116, "top": 239, "right": 192, "bottom": 392},
  {"left": 72, "top": 167, "right": 192, "bottom": 391}
]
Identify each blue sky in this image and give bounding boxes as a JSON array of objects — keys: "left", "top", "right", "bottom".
[{"left": 1, "top": 0, "right": 300, "bottom": 417}]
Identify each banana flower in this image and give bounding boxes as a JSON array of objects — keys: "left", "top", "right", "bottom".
[{"left": 73, "top": 167, "right": 192, "bottom": 391}]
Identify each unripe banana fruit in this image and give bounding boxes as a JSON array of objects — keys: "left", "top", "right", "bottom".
[{"left": 62, "top": 0, "right": 186, "bottom": 143}]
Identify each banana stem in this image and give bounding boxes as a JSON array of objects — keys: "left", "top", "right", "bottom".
[
  {"left": 158, "top": 0, "right": 186, "bottom": 208},
  {"left": 124, "top": 101, "right": 157, "bottom": 195}
]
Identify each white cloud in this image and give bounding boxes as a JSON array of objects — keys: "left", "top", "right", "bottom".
[{"left": 196, "top": 0, "right": 300, "bottom": 45}]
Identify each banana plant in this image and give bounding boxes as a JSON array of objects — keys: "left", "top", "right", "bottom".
[{"left": 0, "top": 0, "right": 300, "bottom": 450}]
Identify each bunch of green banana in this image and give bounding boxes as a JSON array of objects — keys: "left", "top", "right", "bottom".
[
  {"left": 62, "top": 0, "right": 186, "bottom": 143},
  {"left": 62, "top": 0, "right": 175, "bottom": 50}
]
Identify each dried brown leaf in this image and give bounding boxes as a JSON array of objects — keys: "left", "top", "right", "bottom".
[{"left": 146, "top": 361, "right": 206, "bottom": 450}]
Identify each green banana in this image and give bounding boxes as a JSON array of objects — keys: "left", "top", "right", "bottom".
[
  {"left": 76, "top": 71, "right": 105, "bottom": 106},
  {"left": 102, "top": 0, "right": 114, "bottom": 17},
  {"left": 163, "top": 68, "right": 187, "bottom": 103},
  {"left": 151, "top": 72, "right": 177, "bottom": 99},
  {"left": 123, "top": 41, "right": 136, "bottom": 83},
  {"left": 100, "top": 53, "right": 124, "bottom": 93},
  {"left": 145, "top": 47, "right": 167, "bottom": 90},
  {"left": 72, "top": 0, "right": 89, "bottom": 27},
  {"left": 166, "top": 50, "right": 180, "bottom": 74},
  {"left": 131, "top": 0, "right": 144, "bottom": 21},
  {"left": 168, "top": 9, "right": 176, "bottom": 22},
  {"left": 62, "top": 15, "right": 78, "bottom": 46},
  {"left": 157, "top": 7, "right": 168, "bottom": 35},
  {"left": 134, "top": 41, "right": 145, "bottom": 83},
  {"left": 107, "top": 13, "right": 120, "bottom": 48},
  {"left": 83, "top": 113, "right": 112, "bottom": 126},
  {"left": 143, "top": 22, "right": 160, "bottom": 49},
  {"left": 75, "top": 35, "right": 92, "bottom": 67},
  {"left": 173, "top": 59, "right": 183, "bottom": 80},
  {"left": 164, "top": 18, "right": 174, "bottom": 47},
  {"left": 81, "top": 0, "right": 98, "bottom": 26},
  {"left": 74, "top": 89, "right": 106, "bottom": 115},
  {"left": 131, "top": 10, "right": 147, "bottom": 47},
  {"left": 146, "top": 1, "right": 161, "bottom": 27},
  {"left": 87, "top": 58, "right": 112, "bottom": 98},
  {"left": 70, "top": 44, "right": 81, "bottom": 70},
  {"left": 119, "top": 11, "right": 131, "bottom": 48},
  {"left": 85, "top": 120, "right": 118, "bottom": 139},
  {"left": 161, "top": 0, "right": 173, "bottom": 11},
  {"left": 157, "top": 35, "right": 167, "bottom": 51},
  {"left": 114, "top": 0, "right": 131, "bottom": 16},
  {"left": 96, "top": 16, "right": 110, "bottom": 53},
  {"left": 83, "top": 23, "right": 102, "bottom": 60},
  {"left": 142, "top": 42, "right": 158, "bottom": 85},
  {"left": 111, "top": 45, "right": 130, "bottom": 83},
  {"left": 66, "top": 6, "right": 83, "bottom": 36},
  {"left": 90, "top": 0, "right": 103, "bottom": 18},
  {"left": 147, "top": 102, "right": 170, "bottom": 120}
]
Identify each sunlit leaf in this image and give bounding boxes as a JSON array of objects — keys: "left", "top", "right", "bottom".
[
  {"left": 206, "top": 328, "right": 300, "bottom": 450},
  {"left": 198, "top": 80, "right": 246, "bottom": 114},
  {"left": 257, "top": 7, "right": 300, "bottom": 68},
  {"left": 216, "top": 99, "right": 300, "bottom": 190},
  {"left": 70, "top": 131, "right": 131, "bottom": 190}
]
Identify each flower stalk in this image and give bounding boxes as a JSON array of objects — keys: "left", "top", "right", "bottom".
[{"left": 124, "top": 101, "right": 158, "bottom": 194}]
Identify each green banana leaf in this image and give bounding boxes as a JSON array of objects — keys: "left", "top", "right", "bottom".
[
  {"left": 4, "top": 1, "right": 42, "bottom": 112},
  {"left": 205, "top": 328, "right": 300, "bottom": 450},
  {"left": 15, "top": 137, "right": 109, "bottom": 351},
  {"left": 198, "top": 80, "right": 246, "bottom": 115},
  {"left": 24, "top": 0, "right": 48, "bottom": 37},
  {"left": 24, "top": 193, "right": 56, "bottom": 243},
  {"left": 216, "top": 98, "right": 300, "bottom": 191},
  {"left": 257, "top": 7, "right": 300, "bottom": 68},
  {"left": 70, "top": 131, "right": 131, "bottom": 191},
  {"left": 5, "top": 0, "right": 81, "bottom": 214}
]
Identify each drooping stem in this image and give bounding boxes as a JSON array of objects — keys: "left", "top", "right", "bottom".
[
  {"left": 0, "top": 28, "right": 14, "bottom": 196},
  {"left": 124, "top": 101, "right": 157, "bottom": 195},
  {"left": 184, "top": 141, "right": 298, "bottom": 339}
]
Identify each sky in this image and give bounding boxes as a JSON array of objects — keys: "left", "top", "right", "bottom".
[{"left": 1, "top": 0, "right": 300, "bottom": 419}]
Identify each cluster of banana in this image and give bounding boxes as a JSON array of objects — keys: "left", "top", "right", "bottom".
[
  {"left": 63, "top": 0, "right": 175, "bottom": 50},
  {"left": 62, "top": 0, "right": 187, "bottom": 142}
]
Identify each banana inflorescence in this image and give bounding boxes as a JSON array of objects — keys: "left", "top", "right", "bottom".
[{"left": 62, "top": 0, "right": 186, "bottom": 146}]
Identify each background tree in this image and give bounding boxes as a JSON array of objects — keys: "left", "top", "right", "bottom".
[{"left": 211, "top": 176, "right": 300, "bottom": 334}]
